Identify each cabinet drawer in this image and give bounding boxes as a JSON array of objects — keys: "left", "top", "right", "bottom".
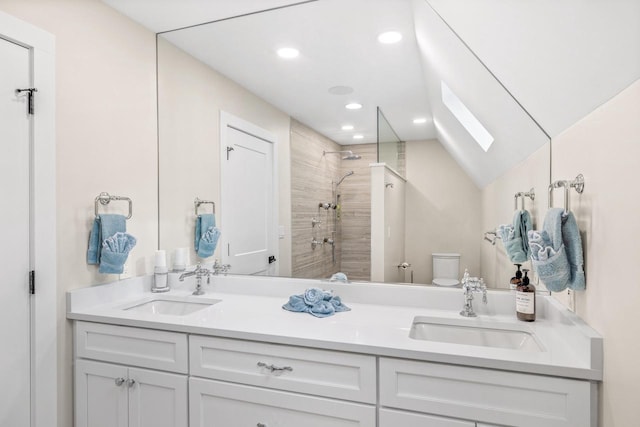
[
  {"left": 190, "top": 377, "right": 376, "bottom": 427},
  {"left": 380, "top": 358, "right": 595, "bottom": 427},
  {"left": 75, "top": 321, "right": 188, "bottom": 373},
  {"left": 190, "top": 335, "right": 376, "bottom": 403},
  {"left": 379, "top": 408, "right": 474, "bottom": 427}
]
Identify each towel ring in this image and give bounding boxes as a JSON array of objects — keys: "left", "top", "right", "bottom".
[
  {"left": 548, "top": 174, "right": 584, "bottom": 214},
  {"left": 94, "top": 192, "right": 133, "bottom": 219},
  {"left": 514, "top": 188, "right": 535, "bottom": 210},
  {"left": 194, "top": 198, "right": 215, "bottom": 216}
]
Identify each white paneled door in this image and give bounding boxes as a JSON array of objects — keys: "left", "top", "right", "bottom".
[
  {"left": 221, "top": 115, "right": 277, "bottom": 276},
  {"left": 0, "top": 36, "right": 32, "bottom": 427}
]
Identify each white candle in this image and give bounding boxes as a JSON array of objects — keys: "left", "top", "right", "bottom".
[
  {"left": 154, "top": 250, "right": 167, "bottom": 268},
  {"left": 173, "top": 248, "right": 187, "bottom": 271}
]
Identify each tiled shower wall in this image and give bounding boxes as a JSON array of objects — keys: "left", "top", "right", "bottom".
[{"left": 290, "top": 119, "right": 377, "bottom": 280}]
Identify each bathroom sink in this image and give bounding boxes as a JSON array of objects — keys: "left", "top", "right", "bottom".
[
  {"left": 123, "top": 299, "right": 220, "bottom": 316},
  {"left": 409, "top": 316, "right": 544, "bottom": 352}
]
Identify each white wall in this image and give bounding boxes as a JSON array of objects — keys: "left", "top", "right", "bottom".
[
  {"left": 550, "top": 79, "right": 640, "bottom": 427},
  {"left": 404, "top": 139, "right": 481, "bottom": 284},
  {"left": 157, "top": 37, "right": 292, "bottom": 275},
  {"left": 0, "top": 1, "right": 158, "bottom": 426}
]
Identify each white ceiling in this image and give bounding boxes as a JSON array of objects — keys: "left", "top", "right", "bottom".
[{"left": 102, "top": 0, "right": 640, "bottom": 187}]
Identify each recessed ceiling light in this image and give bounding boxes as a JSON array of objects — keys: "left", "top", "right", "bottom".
[
  {"left": 413, "top": 118, "right": 428, "bottom": 124},
  {"left": 345, "top": 103, "right": 362, "bottom": 110},
  {"left": 353, "top": 134, "right": 364, "bottom": 140},
  {"left": 276, "top": 47, "right": 299, "bottom": 59},
  {"left": 378, "top": 31, "right": 402, "bottom": 44},
  {"left": 342, "top": 125, "right": 354, "bottom": 131},
  {"left": 328, "top": 86, "right": 354, "bottom": 95}
]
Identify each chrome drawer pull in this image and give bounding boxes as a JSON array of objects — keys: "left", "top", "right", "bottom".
[
  {"left": 257, "top": 424, "right": 267, "bottom": 427},
  {"left": 115, "top": 377, "right": 126, "bottom": 386},
  {"left": 257, "top": 362, "right": 293, "bottom": 373},
  {"left": 127, "top": 379, "right": 136, "bottom": 388}
]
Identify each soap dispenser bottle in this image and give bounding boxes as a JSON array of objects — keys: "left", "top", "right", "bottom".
[
  {"left": 516, "top": 269, "right": 535, "bottom": 321},
  {"left": 510, "top": 264, "right": 523, "bottom": 292}
]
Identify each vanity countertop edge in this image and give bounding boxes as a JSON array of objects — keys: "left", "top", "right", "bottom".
[{"left": 67, "top": 274, "right": 603, "bottom": 382}]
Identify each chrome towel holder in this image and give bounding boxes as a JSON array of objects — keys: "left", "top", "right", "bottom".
[
  {"left": 94, "top": 192, "right": 133, "bottom": 219},
  {"left": 514, "top": 188, "right": 535, "bottom": 210},
  {"left": 548, "top": 174, "right": 585, "bottom": 214},
  {"left": 194, "top": 197, "right": 215, "bottom": 215},
  {"left": 483, "top": 230, "right": 501, "bottom": 245}
]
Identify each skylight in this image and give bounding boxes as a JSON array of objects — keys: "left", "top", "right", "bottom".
[{"left": 441, "top": 81, "right": 494, "bottom": 152}]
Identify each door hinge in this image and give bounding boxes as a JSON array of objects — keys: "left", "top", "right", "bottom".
[
  {"left": 29, "top": 270, "right": 35, "bottom": 294},
  {"left": 15, "top": 88, "right": 38, "bottom": 115}
]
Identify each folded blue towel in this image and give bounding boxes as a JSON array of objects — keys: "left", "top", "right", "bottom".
[
  {"left": 195, "top": 214, "right": 220, "bottom": 258},
  {"left": 99, "top": 232, "right": 137, "bottom": 274},
  {"left": 87, "top": 214, "right": 127, "bottom": 272},
  {"left": 529, "top": 208, "right": 585, "bottom": 292},
  {"left": 283, "top": 287, "right": 351, "bottom": 318},
  {"left": 330, "top": 272, "right": 348, "bottom": 282}
]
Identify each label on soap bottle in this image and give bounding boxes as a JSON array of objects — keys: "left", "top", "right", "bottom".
[{"left": 516, "top": 291, "right": 535, "bottom": 314}]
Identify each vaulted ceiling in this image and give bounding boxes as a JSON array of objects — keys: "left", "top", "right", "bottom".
[{"left": 102, "top": 0, "right": 640, "bottom": 187}]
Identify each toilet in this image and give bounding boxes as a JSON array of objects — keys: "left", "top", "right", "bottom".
[{"left": 432, "top": 253, "right": 460, "bottom": 287}]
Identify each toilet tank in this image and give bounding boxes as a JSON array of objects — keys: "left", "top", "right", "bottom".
[{"left": 432, "top": 253, "right": 460, "bottom": 280}]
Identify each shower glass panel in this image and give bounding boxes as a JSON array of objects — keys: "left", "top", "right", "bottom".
[{"left": 377, "top": 107, "right": 404, "bottom": 176}]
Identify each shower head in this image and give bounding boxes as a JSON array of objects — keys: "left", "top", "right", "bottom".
[
  {"left": 323, "top": 150, "right": 362, "bottom": 160},
  {"left": 335, "top": 171, "right": 354, "bottom": 188}
]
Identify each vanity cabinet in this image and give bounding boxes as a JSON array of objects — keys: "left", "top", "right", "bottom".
[
  {"left": 73, "top": 321, "right": 596, "bottom": 427},
  {"left": 379, "top": 358, "right": 596, "bottom": 427},
  {"left": 189, "top": 335, "right": 377, "bottom": 426},
  {"left": 74, "top": 322, "right": 188, "bottom": 427}
]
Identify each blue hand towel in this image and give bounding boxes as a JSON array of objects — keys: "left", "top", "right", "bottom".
[
  {"left": 498, "top": 210, "right": 532, "bottom": 263},
  {"left": 99, "top": 232, "right": 137, "bottom": 274},
  {"left": 195, "top": 214, "right": 220, "bottom": 258},
  {"left": 282, "top": 287, "right": 351, "bottom": 318},
  {"left": 561, "top": 211, "right": 586, "bottom": 291},
  {"left": 529, "top": 208, "right": 585, "bottom": 292},
  {"left": 87, "top": 214, "right": 126, "bottom": 265}
]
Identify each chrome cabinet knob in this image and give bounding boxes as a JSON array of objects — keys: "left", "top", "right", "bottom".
[
  {"left": 127, "top": 379, "right": 136, "bottom": 388},
  {"left": 257, "top": 423, "right": 267, "bottom": 427},
  {"left": 115, "top": 377, "right": 126, "bottom": 386}
]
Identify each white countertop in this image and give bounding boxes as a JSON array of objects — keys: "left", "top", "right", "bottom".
[{"left": 67, "top": 274, "right": 602, "bottom": 381}]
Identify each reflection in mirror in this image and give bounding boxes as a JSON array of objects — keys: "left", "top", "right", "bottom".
[
  {"left": 377, "top": 107, "right": 404, "bottom": 175},
  {"left": 157, "top": 0, "right": 551, "bottom": 287}
]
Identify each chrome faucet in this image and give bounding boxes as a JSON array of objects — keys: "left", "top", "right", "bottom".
[
  {"left": 179, "top": 263, "right": 211, "bottom": 295},
  {"left": 460, "top": 269, "right": 487, "bottom": 317},
  {"left": 212, "top": 259, "right": 231, "bottom": 275}
]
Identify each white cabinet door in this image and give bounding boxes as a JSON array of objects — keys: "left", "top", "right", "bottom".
[
  {"left": 128, "top": 367, "right": 188, "bottom": 427},
  {"left": 380, "top": 408, "right": 474, "bottom": 427},
  {"left": 75, "top": 359, "right": 128, "bottom": 427},
  {"left": 75, "top": 360, "right": 188, "bottom": 427},
  {"left": 190, "top": 377, "right": 376, "bottom": 427}
]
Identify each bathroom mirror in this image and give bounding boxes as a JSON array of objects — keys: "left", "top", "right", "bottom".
[{"left": 157, "top": 0, "right": 551, "bottom": 286}]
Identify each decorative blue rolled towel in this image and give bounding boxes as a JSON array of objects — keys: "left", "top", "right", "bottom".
[
  {"left": 195, "top": 214, "right": 220, "bottom": 258},
  {"left": 283, "top": 287, "right": 351, "bottom": 318},
  {"left": 99, "top": 232, "right": 137, "bottom": 274}
]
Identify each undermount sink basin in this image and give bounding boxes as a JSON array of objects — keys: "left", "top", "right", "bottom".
[
  {"left": 124, "top": 299, "right": 220, "bottom": 316},
  {"left": 409, "top": 316, "right": 544, "bottom": 352}
]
